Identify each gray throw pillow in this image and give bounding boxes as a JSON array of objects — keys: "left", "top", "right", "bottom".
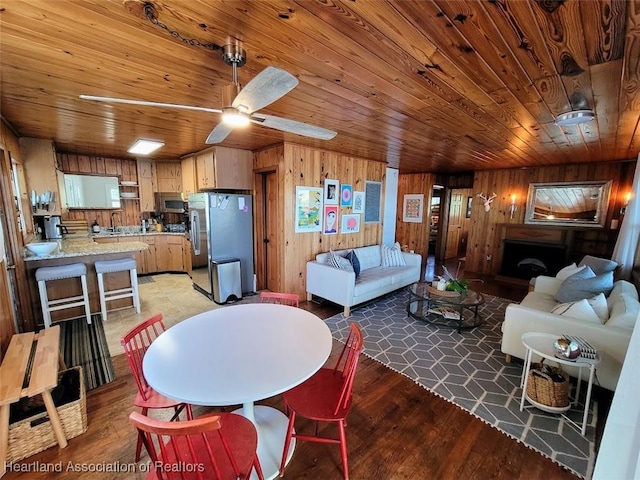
[
  {"left": 555, "top": 266, "right": 614, "bottom": 302},
  {"left": 578, "top": 255, "right": 618, "bottom": 275}
]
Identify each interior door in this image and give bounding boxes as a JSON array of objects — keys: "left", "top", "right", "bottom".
[
  {"left": 444, "top": 191, "right": 464, "bottom": 260},
  {"left": 254, "top": 169, "right": 279, "bottom": 292}
]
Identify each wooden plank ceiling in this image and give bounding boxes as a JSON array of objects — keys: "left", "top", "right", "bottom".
[{"left": 0, "top": 0, "right": 638, "bottom": 173}]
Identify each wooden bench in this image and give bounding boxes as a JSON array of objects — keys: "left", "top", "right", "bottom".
[{"left": 0, "top": 325, "right": 67, "bottom": 476}]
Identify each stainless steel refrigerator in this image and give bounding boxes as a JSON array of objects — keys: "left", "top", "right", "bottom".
[{"left": 188, "top": 192, "right": 255, "bottom": 300}]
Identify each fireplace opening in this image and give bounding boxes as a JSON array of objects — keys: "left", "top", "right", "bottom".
[{"left": 500, "top": 240, "right": 567, "bottom": 280}]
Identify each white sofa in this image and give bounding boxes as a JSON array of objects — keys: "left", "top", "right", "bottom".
[
  {"left": 501, "top": 276, "right": 640, "bottom": 391},
  {"left": 306, "top": 245, "right": 422, "bottom": 316}
]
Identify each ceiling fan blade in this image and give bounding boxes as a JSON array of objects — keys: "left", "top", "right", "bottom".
[
  {"left": 232, "top": 66, "right": 298, "bottom": 114},
  {"left": 251, "top": 113, "right": 337, "bottom": 140},
  {"left": 80, "top": 95, "right": 222, "bottom": 114},
  {"left": 205, "top": 123, "right": 234, "bottom": 144}
]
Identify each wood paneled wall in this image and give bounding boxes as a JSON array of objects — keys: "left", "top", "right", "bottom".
[
  {"left": 256, "top": 142, "right": 386, "bottom": 299},
  {"left": 466, "top": 161, "right": 636, "bottom": 275},
  {"left": 57, "top": 153, "right": 143, "bottom": 228},
  {"left": 395, "top": 173, "right": 437, "bottom": 263}
]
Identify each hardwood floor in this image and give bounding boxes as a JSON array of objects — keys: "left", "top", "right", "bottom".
[{"left": 5, "top": 261, "right": 606, "bottom": 480}]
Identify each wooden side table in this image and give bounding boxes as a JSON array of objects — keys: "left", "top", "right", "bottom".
[
  {"left": 519, "top": 332, "right": 600, "bottom": 435},
  {"left": 0, "top": 326, "right": 68, "bottom": 476}
]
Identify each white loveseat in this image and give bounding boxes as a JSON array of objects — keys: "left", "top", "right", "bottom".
[
  {"left": 501, "top": 276, "right": 640, "bottom": 391},
  {"left": 306, "top": 245, "right": 422, "bottom": 316}
]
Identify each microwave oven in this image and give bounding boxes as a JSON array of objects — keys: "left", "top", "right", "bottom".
[{"left": 154, "top": 192, "right": 186, "bottom": 213}]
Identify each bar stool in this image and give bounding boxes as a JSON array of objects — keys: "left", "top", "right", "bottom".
[
  {"left": 35, "top": 263, "right": 92, "bottom": 328},
  {"left": 95, "top": 257, "right": 140, "bottom": 321}
]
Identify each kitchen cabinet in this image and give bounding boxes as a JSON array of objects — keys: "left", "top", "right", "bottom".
[
  {"left": 155, "top": 161, "right": 182, "bottom": 193},
  {"left": 93, "top": 235, "right": 155, "bottom": 274},
  {"left": 154, "top": 235, "right": 184, "bottom": 272},
  {"left": 195, "top": 147, "right": 253, "bottom": 191},
  {"left": 20, "top": 138, "right": 66, "bottom": 216},
  {"left": 181, "top": 156, "right": 197, "bottom": 196},
  {"left": 214, "top": 146, "right": 253, "bottom": 190},
  {"left": 137, "top": 160, "right": 155, "bottom": 212},
  {"left": 195, "top": 151, "right": 215, "bottom": 190},
  {"left": 93, "top": 234, "right": 189, "bottom": 273}
]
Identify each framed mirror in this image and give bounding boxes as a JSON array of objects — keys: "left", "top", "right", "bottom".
[{"left": 524, "top": 181, "right": 611, "bottom": 227}]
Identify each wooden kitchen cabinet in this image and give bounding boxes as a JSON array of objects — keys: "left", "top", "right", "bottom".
[
  {"left": 20, "top": 137, "right": 66, "bottom": 216},
  {"left": 214, "top": 146, "right": 253, "bottom": 189},
  {"left": 137, "top": 159, "right": 155, "bottom": 212},
  {"left": 181, "top": 156, "right": 197, "bottom": 196},
  {"left": 194, "top": 147, "right": 253, "bottom": 191},
  {"left": 195, "top": 151, "right": 215, "bottom": 190},
  {"left": 93, "top": 235, "right": 154, "bottom": 274},
  {"left": 155, "top": 161, "right": 182, "bottom": 193},
  {"left": 154, "top": 234, "right": 184, "bottom": 272}
]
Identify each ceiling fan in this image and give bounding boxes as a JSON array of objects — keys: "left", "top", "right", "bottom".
[{"left": 80, "top": 45, "right": 337, "bottom": 144}]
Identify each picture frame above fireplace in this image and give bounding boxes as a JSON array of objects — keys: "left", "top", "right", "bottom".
[{"left": 524, "top": 181, "right": 611, "bottom": 228}]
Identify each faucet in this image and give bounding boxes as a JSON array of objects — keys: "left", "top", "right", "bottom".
[{"left": 111, "top": 212, "right": 120, "bottom": 232}]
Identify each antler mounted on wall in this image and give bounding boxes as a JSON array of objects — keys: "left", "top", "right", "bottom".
[{"left": 476, "top": 192, "right": 497, "bottom": 212}]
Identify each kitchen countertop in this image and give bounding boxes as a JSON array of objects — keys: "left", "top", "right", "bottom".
[
  {"left": 91, "top": 231, "right": 186, "bottom": 237},
  {"left": 24, "top": 236, "right": 149, "bottom": 261}
]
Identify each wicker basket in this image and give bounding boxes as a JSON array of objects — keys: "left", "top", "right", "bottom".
[
  {"left": 426, "top": 284, "right": 463, "bottom": 298},
  {"left": 526, "top": 363, "right": 570, "bottom": 408},
  {"left": 7, "top": 366, "right": 87, "bottom": 463}
]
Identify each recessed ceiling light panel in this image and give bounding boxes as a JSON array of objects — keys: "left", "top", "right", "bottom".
[
  {"left": 128, "top": 138, "right": 165, "bottom": 155},
  {"left": 554, "top": 109, "right": 595, "bottom": 126}
]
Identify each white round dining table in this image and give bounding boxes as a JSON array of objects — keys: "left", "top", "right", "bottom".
[{"left": 143, "top": 303, "right": 333, "bottom": 480}]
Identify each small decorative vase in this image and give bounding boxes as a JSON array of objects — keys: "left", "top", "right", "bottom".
[{"left": 553, "top": 338, "right": 581, "bottom": 359}]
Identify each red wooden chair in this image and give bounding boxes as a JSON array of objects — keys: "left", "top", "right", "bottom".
[
  {"left": 279, "top": 323, "right": 364, "bottom": 480},
  {"left": 129, "top": 411, "right": 264, "bottom": 480},
  {"left": 121, "top": 314, "right": 193, "bottom": 462},
  {"left": 259, "top": 291, "right": 300, "bottom": 307}
]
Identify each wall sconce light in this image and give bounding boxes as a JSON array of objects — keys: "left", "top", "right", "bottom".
[
  {"left": 509, "top": 194, "right": 517, "bottom": 219},
  {"left": 620, "top": 191, "right": 632, "bottom": 215}
]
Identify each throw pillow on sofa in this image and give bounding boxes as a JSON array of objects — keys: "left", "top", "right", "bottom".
[
  {"left": 578, "top": 255, "right": 618, "bottom": 275},
  {"left": 555, "top": 266, "right": 614, "bottom": 302},
  {"left": 551, "top": 298, "right": 602, "bottom": 324},
  {"left": 328, "top": 250, "right": 354, "bottom": 272},
  {"left": 346, "top": 250, "right": 361, "bottom": 278},
  {"left": 381, "top": 242, "right": 406, "bottom": 267},
  {"left": 587, "top": 293, "right": 609, "bottom": 322},
  {"left": 556, "top": 263, "right": 586, "bottom": 280}
]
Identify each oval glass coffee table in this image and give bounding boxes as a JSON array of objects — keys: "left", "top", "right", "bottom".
[{"left": 406, "top": 282, "right": 484, "bottom": 333}]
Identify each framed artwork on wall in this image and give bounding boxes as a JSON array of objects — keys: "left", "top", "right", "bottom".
[
  {"left": 341, "top": 214, "right": 360, "bottom": 233},
  {"left": 341, "top": 184, "right": 353, "bottom": 207},
  {"left": 402, "top": 194, "right": 424, "bottom": 223},
  {"left": 364, "top": 181, "right": 382, "bottom": 223},
  {"left": 323, "top": 205, "right": 338, "bottom": 235},
  {"left": 352, "top": 191, "right": 365, "bottom": 214},
  {"left": 324, "top": 179, "right": 339, "bottom": 205},
  {"left": 295, "top": 186, "right": 323, "bottom": 233},
  {"left": 466, "top": 196, "right": 473, "bottom": 218}
]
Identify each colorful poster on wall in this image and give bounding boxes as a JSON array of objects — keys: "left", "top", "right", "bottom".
[
  {"left": 403, "top": 194, "right": 424, "bottom": 223},
  {"left": 295, "top": 186, "right": 323, "bottom": 233},
  {"left": 341, "top": 214, "right": 360, "bottom": 233},
  {"left": 323, "top": 205, "right": 338, "bottom": 235},
  {"left": 341, "top": 184, "right": 353, "bottom": 207}
]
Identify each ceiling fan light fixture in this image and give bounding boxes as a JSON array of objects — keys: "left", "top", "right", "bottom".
[
  {"left": 127, "top": 138, "right": 164, "bottom": 155},
  {"left": 554, "top": 109, "right": 595, "bottom": 126},
  {"left": 221, "top": 108, "right": 250, "bottom": 127}
]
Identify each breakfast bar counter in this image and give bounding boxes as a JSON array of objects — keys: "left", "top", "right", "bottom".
[{"left": 23, "top": 237, "right": 148, "bottom": 327}]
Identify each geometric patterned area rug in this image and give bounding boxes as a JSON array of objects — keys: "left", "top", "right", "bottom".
[
  {"left": 59, "top": 314, "right": 116, "bottom": 391},
  {"left": 325, "top": 290, "right": 596, "bottom": 479}
]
